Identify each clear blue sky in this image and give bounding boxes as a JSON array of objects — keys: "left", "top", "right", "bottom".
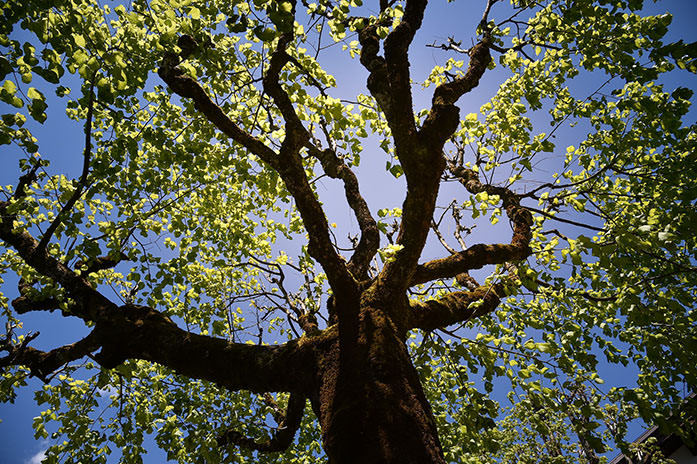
[{"left": 2, "top": 0, "right": 697, "bottom": 463}]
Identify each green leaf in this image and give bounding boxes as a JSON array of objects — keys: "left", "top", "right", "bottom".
[{"left": 73, "top": 33, "right": 86, "bottom": 48}]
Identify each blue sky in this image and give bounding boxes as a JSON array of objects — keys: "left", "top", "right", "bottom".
[{"left": 2, "top": 0, "right": 697, "bottom": 462}]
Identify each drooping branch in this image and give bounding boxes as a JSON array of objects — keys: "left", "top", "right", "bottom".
[
  {"left": 407, "top": 283, "right": 504, "bottom": 331},
  {"left": 217, "top": 392, "right": 306, "bottom": 452}
]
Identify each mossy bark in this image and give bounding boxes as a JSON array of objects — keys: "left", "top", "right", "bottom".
[{"left": 314, "top": 306, "right": 445, "bottom": 463}]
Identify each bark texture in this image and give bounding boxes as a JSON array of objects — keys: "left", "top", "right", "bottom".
[{"left": 314, "top": 306, "right": 445, "bottom": 463}]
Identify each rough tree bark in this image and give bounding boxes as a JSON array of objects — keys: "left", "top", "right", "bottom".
[{"left": 0, "top": 0, "right": 534, "bottom": 461}]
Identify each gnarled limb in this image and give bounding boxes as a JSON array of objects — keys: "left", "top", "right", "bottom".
[
  {"left": 380, "top": 0, "right": 426, "bottom": 149},
  {"left": 0, "top": 330, "right": 100, "bottom": 382},
  {"left": 411, "top": 165, "right": 532, "bottom": 286},
  {"left": 356, "top": 0, "right": 426, "bottom": 158},
  {"left": 0, "top": 197, "right": 318, "bottom": 396},
  {"left": 450, "top": 164, "right": 532, "bottom": 250},
  {"left": 411, "top": 243, "right": 529, "bottom": 286},
  {"left": 309, "top": 147, "right": 379, "bottom": 279},
  {"left": 11, "top": 297, "right": 60, "bottom": 314},
  {"left": 90, "top": 304, "right": 315, "bottom": 394},
  {"left": 407, "top": 283, "right": 504, "bottom": 331},
  {"left": 1, "top": 302, "right": 318, "bottom": 393},
  {"left": 218, "top": 392, "right": 306, "bottom": 452},
  {"left": 356, "top": 2, "right": 494, "bottom": 296},
  {"left": 159, "top": 29, "right": 358, "bottom": 301},
  {"left": 420, "top": 38, "right": 491, "bottom": 147}
]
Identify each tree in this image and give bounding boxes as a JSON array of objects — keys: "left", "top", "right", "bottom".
[{"left": 1, "top": 0, "right": 696, "bottom": 461}]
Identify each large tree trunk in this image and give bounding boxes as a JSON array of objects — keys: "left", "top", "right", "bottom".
[{"left": 314, "top": 306, "right": 446, "bottom": 463}]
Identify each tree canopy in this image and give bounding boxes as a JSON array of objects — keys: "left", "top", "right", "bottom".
[{"left": 1, "top": 0, "right": 696, "bottom": 462}]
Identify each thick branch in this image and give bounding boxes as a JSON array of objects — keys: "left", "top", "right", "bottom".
[
  {"left": 310, "top": 147, "right": 379, "bottom": 279},
  {"left": 1, "top": 200, "right": 317, "bottom": 394},
  {"left": 0, "top": 331, "right": 101, "bottom": 381},
  {"left": 420, "top": 38, "right": 491, "bottom": 146},
  {"left": 159, "top": 34, "right": 358, "bottom": 300},
  {"left": 76, "top": 252, "right": 128, "bottom": 274},
  {"left": 356, "top": 1, "right": 428, "bottom": 165},
  {"left": 408, "top": 284, "right": 503, "bottom": 331},
  {"left": 260, "top": 27, "right": 358, "bottom": 297},
  {"left": 91, "top": 304, "right": 314, "bottom": 394},
  {"left": 362, "top": 6, "right": 491, "bottom": 296},
  {"left": 218, "top": 392, "right": 306, "bottom": 452},
  {"left": 411, "top": 243, "right": 529, "bottom": 286},
  {"left": 411, "top": 165, "right": 532, "bottom": 286},
  {"left": 12, "top": 295, "right": 60, "bottom": 314},
  {"left": 379, "top": 0, "right": 426, "bottom": 146},
  {"left": 357, "top": 23, "right": 392, "bottom": 123}
]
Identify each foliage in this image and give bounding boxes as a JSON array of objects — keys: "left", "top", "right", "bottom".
[{"left": 1, "top": 0, "right": 696, "bottom": 462}]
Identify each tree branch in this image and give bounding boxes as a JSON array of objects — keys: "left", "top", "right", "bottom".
[
  {"left": 159, "top": 26, "right": 358, "bottom": 301},
  {"left": 218, "top": 392, "right": 306, "bottom": 452},
  {"left": 157, "top": 58, "right": 278, "bottom": 168},
  {"left": 420, "top": 38, "right": 491, "bottom": 146},
  {"left": 37, "top": 76, "right": 96, "bottom": 252},
  {"left": 380, "top": 0, "right": 427, "bottom": 144},
  {"left": 1, "top": 191, "right": 319, "bottom": 395},
  {"left": 524, "top": 205, "right": 605, "bottom": 232},
  {"left": 411, "top": 165, "right": 533, "bottom": 286},
  {"left": 411, "top": 242, "right": 529, "bottom": 286},
  {"left": 11, "top": 278, "right": 60, "bottom": 314},
  {"left": 0, "top": 330, "right": 100, "bottom": 382},
  {"left": 13, "top": 159, "right": 42, "bottom": 200},
  {"left": 356, "top": 3, "right": 492, "bottom": 296},
  {"left": 407, "top": 284, "right": 504, "bottom": 331},
  {"left": 308, "top": 146, "right": 379, "bottom": 280},
  {"left": 90, "top": 304, "right": 315, "bottom": 394}
]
